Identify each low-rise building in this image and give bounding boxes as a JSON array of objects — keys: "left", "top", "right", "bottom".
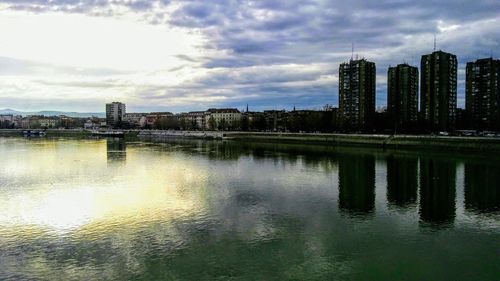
[
  {"left": 207, "top": 108, "right": 242, "bottom": 130},
  {"left": 145, "top": 112, "right": 174, "bottom": 128},
  {"left": 39, "top": 118, "right": 58, "bottom": 128},
  {"left": 0, "top": 114, "right": 15, "bottom": 128},
  {"left": 0, "top": 114, "right": 14, "bottom": 122},
  {"left": 176, "top": 113, "right": 190, "bottom": 130},
  {"left": 123, "top": 113, "right": 147, "bottom": 128},
  {"left": 263, "top": 110, "right": 288, "bottom": 131},
  {"left": 186, "top": 111, "right": 209, "bottom": 130},
  {"left": 84, "top": 117, "right": 105, "bottom": 130},
  {"left": 20, "top": 116, "right": 35, "bottom": 129},
  {"left": 12, "top": 115, "right": 22, "bottom": 128},
  {"left": 59, "top": 115, "right": 84, "bottom": 129},
  {"left": 243, "top": 111, "right": 266, "bottom": 131},
  {"left": 19, "top": 115, "right": 58, "bottom": 129}
]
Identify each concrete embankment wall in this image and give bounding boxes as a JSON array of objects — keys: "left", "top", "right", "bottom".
[
  {"left": 0, "top": 129, "right": 92, "bottom": 137},
  {"left": 137, "top": 130, "right": 225, "bottom": 139}
]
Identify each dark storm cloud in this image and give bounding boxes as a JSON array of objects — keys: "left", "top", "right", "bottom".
[{"left": 1, "top": 0, "right": 500, "bottom": 110}]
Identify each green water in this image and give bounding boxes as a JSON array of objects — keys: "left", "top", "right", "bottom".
[{"left": 0, "top": 137, "right": 498, "bottom": 280}]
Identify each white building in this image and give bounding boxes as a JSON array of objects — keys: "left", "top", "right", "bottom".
[{"left": 207, "top": 108, "right": 242, "bottom": 130}]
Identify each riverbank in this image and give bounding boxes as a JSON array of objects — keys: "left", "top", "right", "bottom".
[
  {"left": 0, "top": 129, "right": 92, "bottom": 138},
  {"left": 2, "top": 129, "right": 500, "bottom": 153},
  {"left": 223, "top": 132, "right": 500, "bottom": 153},
  {"left": 137, "top": 130, "right": 500, "bottom": 153}
]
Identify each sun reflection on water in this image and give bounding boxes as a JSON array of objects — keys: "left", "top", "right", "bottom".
[{"left": 0, "top": 139, "right": 208, "bottom": 234}]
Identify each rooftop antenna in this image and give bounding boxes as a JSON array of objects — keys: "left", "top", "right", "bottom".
[
  {"left": 351, "top": 43, "right": 354, "bottom": 61},
  {"left": 433, "top": 34, "right": 436, "bottom": 52}
]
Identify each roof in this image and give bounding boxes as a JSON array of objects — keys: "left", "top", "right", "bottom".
[
  {"left": 148, "top": 112, "right": 173, "bottom": 116},
  {"left": 208, "top": 108, "right": 240, "bottom": 113}
]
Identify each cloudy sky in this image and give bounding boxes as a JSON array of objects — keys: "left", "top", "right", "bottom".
[{"left": 0, "top": 0, "right": 499, "bottom": 113}]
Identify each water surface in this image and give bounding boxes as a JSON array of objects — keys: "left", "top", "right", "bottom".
[{"left": 0, "top": 137, "right": 499, "bottom": 280}]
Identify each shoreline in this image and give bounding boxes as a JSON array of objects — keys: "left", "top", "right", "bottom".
[
  {"left": 223, "top": 132, "right": 500, "bottom": 153},
  {"left": 2, "top": 129, "right": 500, "bottom": 153}
]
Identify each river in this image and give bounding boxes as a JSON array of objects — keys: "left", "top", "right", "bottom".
[{"left": 0, "top": 137, "right": 498, "bottom": 280}]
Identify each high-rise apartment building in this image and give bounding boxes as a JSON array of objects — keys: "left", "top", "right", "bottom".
[
  {"left": 420, "top": 50, "right": 457, "bottom": 132},
  {"left": 106, "top": 102, "right": 126, "bottom": 127},
  {"left": 339, "top": 59, "right": 376, "bottom": 131},
  {"left": 387, "top": 64, "right": 419, "bottom": 131},
  {"left": 466, "top": 58, "right": 500, "bottom": 130}
]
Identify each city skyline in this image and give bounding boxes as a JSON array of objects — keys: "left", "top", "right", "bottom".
[{"left": 0, "top": 1, "right": 499, "bottom": 113}]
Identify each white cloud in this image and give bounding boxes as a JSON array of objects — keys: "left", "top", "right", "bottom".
[
  {"left": 0, "top": 9, "right": 206, "bottom": 71},
  {"left": 437, "top": 20, "right": 460, "bottom": 33}
]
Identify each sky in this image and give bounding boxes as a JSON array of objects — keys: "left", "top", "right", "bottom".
[{"left": 0, "top": 0, "right": 499, "bottom": 113}]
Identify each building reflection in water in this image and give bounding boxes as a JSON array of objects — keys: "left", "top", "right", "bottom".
[
  {"left": 338, "top": 154, "right": 375, "bottom": 215},
  {"left": 106, "top": 138, "right": 127, "bottom": 163},
  {"left": 419, "top": 158, "right": 456, "bottom": 226},
  {"left": 386, "top": 155, "right": 418, "bottom": 208},
  {"left": 464, "top": 162, "right": 500, "bottom": 214}
]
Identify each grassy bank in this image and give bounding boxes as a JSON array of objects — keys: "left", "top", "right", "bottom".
[
  {"left": 225, "top": 132, "right": 500, "bottom": 153},
  {"left": 2, "top": 129, "right": 500, "bottom": 153}
]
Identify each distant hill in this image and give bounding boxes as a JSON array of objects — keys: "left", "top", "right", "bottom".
[{"left": 0, "top": 108, "right": 105, "bottom": 118}]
